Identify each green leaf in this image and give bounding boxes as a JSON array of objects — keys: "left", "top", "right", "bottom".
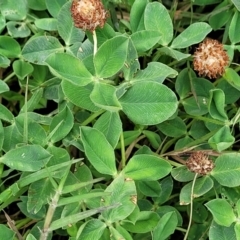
[
  {"left": 137, "top": 180, "right": 161, "bottom": 197},
  {"left": 170, "top": 22, "right": 212, "bottom": 49},
  {"left": 0, "top": 225, "right": 15, "bottom": 240},
  {"left": 15, "top": 114, "right": 47, "bottom": 146},
  {"left": 101, "top": 174, "right": 136, "bottom": 222},
  {"left": 119, "top": 81, "right": 178, "bottom": 125},
  {"left": 76, "top": 219, "right": 106, "bottom": 240},
  {"left": 27, "top": 0, "right": 46, "bottom": 10},
  {"left": 142, "top": 130, "right": 161, "bottom": 149},
  {"left": 122, "top": 211, "right": 160, "bottom": 233},
  {"left": 211, "top": 153, "right": 240, "bottom": 187},
  {"left": 175, "top": 68, "right": 195, "bottom": 99},
  {"left": 144, "top": 2, "right": 173, "bottom": 45},
  {"left": 180, "top": 176, "right": 214, "bottom": 205},
  {"left": 95, "top": 23, "right": 116, "bottom": 47},
  {"left": 13, "top": 60, "right": 34, "bottom": 80},
  {"left": 49, "top": 105, "right": 74, "bottom": 143},
  {"left": 235, "top": 222, "right": 240, "bottom": 240},
  {"left": 0, "top": 145, "right": 52, "bottom": 171},
  {"left": 90, "top": 82, "right": 122, "bottom": 111},
  {"left": 57, "top": 2, "right": 85, "bottom": 45},
  {"left": 26, "top": 233, "right": 37, "bottom": 240},
  {"left": 109, "top": 226, "right": 130, "bottom": 240},
  {"left": 158, "top": 47, "right": 191, "bottom": 61},
  {"left": 7, "top": 21, "right": 31, "bottom": 38},
  {"left": 93, "top": 111, "right": 122, "bottom": 149},
  {"left": 27, "top": 178, "right": 55, "bottom": 214},
  {"left": 35, "top": 18, "right": 58, "bottom": 31},
  {"left": 157, "top": 117, "right": 187, "bottom": 137},
  {"left": 22, "top": 36, "right": 64, "bottom": 65},
  {"left": 217, "top": 78, "right": 240, "bottom": 104},
  {"left": 171, "top": 166, "right": 196, "bottom": 182},
  {"left": 0, "top": 0, "right": 27, "bottom": 20},
  {"left": 131, "top": 30, "right": 161, "bottom": 52},
  {"left": 208, "top": 89, "right": 228, "bottom": 122},
  {"left": 115, "top": 225, "right": 133, "bottom": 240},
  {"left": 94, "top": 36, "right": 129, "bottom": 78},
  {"left": 132, "top": 62, "right": 178, "bottom": 83},
  {"left": 46, "top": 0, "right": 67, "bottom": 18},
  {"left": 223, "top": 67, "right": 240, "bottom": 91},
  {"left": 231, "top": 0, "right": 240, "bottom": 11},
  {"left": 130, "top": 0, "right": 147, "bottom": 32},
  {"left": 0, "top": 104, "right": 14, "bottom": 122},
  {"left": 153, "top": 212, "right": 178, "bottom": 240},
  {"left": 61, "top": 80, "right": 99, "bottom": 112},
  {"left": 124, "top": 154, "right": 171, "bottom": 181},
  {"left": 45, "top": 53, "right": 93, "bottom": 86},
  {"left": 209, "top": 221, "right": 236, "bottom": 240},
  {"left": 229, "top": 11, "right": 240, "bottom": 44},
  {"left": 208, "top": 126, "right": 234, "bottom": 152},
  {"left": 0, "top": 80, "right": 9, "bottom": 94},
  {"left": 122, "top": 39, "right": 140, "bottom": 80},
  {"left": 205, "top": 199, "right": 236, "bottom": 227},
  {"left": 81, "top": 126, "right": 117, "bottom": 176},
  {"left": 0, "top": 54, "right": 10, "bottom": 68},
  {"left": 0, "top": 36, "right": 21, "bottom": 58},
  {"left": 209, "top": 3, "right": 232, "bottom": 30}
]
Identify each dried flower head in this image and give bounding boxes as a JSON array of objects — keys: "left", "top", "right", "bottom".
[
  {"left": 71, "top": 0, "right": 108, "bottom": 32},
  {"left": 193, "top": 38, "right": 229, "bottom": 79},
  {"left": 186, "top": 151, "right": 214, "bottom": 175}
]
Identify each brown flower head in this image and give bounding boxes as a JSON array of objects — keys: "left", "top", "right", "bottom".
[
  {"left": 186, "top": 151, "right": 214, "bottom": 175},
  {"left": 193, "top": 38, "right": 229, "bottom": 79},
  {"left": 71, "top": 0, "right": 108, "bottom": 32}
]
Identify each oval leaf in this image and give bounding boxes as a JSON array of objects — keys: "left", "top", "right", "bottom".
[
  {"left": 205, "top": 199, "right": 236, "bottom": 227},
  {"left": 211, "top": 153, "right": 240, "bottom": 187},
  {"left": 124, "top": 154, "right": 172, "bottom": 181},
  {"left": 144, "top": 2, "right": 173, "bottom": 45},
  {"left": 119, "top": 81, "right": 178, "bottom": 125},
  {"left": 80, "top": 126, "right": 117, "bottom": 176},
  {"left": 90, "top": 82, "right": 122, "bottom": 111},
  {"left": 131, "top": 30, "right": 161, "bottom": 52},
  {"left": 45, "top": 53, "right": 93, "bottom": 86},
  {"left": 0, "top": 145, "right": 52, "bottom": 171},
  {"left": 94, "top": 36, "right": 129, "bottom": 78},
  {"left": 171, "top": 22, "right": 212, "bottom": 49},
  {"left": 22, "top": 36, "right": 64, "bottom": 65},
  {"left": 180, "top": 176, "right": 214, "bottom": 205}
]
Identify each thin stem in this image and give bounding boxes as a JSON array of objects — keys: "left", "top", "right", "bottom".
[
  {"left": 184, "top": 173, "right": 198, "bottom": 240},
  {"left": 120, "top": 132, "right": 126, "bottom": 168},
  {"left": 81, "top": 109, "right": 105, "bottom": 126},
  {"left": 93, "top": 30, "right": 97, "bottom": 56},
  {"left": 40, "top": 164, "right": 71, "bottom": 240},
  {"left": 24, "top": 76, "right": 29, "bottom": 144},
  {"left": 3, "top": 72, "right": 15, "bottom": 83}
]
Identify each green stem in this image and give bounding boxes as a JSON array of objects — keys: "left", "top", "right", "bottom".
[
  {"left": 24, "top": 76, "right": 29, "bottom": 144},
  {"left": 3, "top": 72, "right": 15, "bottom": 83},
  {"left": 120, "top": 132, "right": 126, "bottom": 168},
  {"left": 81, "top": 109, "right": 105, "bottom": 126},
  {"left": 40, "top": 164, "right": 71, "bottom": 240},
  {"left": 93, "top": 30, "right": 97, "bottom": 56},
  {"left": 184, "top": 173, "right": 198, "bottom": 240}
]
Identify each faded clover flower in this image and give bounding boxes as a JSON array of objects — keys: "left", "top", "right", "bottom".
[
  {"left": 71, "top": 0, "right": 108, "bottom": 32},
  {"left": 186, "top": 151, "right": 214, "bottom": 175},
  {"left": 193, "top": 38, "right": 229, "bottom": 79}
]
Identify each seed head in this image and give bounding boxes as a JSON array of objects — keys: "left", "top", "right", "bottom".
[
  {"left": 193, "top": 38, "right": 229, "bottom": 79},
  {"left": 186, "top": 151, "right": 214, "bottom": 175},
  {"left": 71, "top": 0, "right": 108, "bottom": 32}
]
